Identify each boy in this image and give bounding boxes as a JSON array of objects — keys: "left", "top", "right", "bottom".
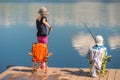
[{"left": 87, "top": 35, "right": 108, "bottom": 78}]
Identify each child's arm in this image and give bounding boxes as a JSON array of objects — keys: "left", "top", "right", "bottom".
[
  {"left": 43, "top": 18, "right": 52, "bottom": 34},
  {"left": 43, "top": 18, "right": 52, "bottom": 29}
]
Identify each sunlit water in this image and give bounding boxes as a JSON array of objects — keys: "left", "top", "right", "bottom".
[{"left": 0, "top": 2, "right": 120, "bottom": 73}]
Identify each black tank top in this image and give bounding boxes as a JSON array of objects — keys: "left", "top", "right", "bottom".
[{"left": 36, "top": 16, "right": 47, "bottom": 36}]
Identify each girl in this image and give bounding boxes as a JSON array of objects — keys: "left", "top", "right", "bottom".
[
  {"left": 35, "top": 7, "right": 52, "bottom": 72},
  {"left": 36, "top": 7, "right": 52, "bottom": 44}
]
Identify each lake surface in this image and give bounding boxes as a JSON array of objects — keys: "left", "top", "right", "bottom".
[{"left": 0, "top": 2, "right": 120, "bottom": 73}]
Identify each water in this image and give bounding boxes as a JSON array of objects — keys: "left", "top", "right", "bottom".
[{"left": 0, "top": 2, "right": 120, "bottom": 73}]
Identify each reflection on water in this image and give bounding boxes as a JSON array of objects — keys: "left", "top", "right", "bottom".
[
  {"left": 0, "top": 3, "right": 120, "bottom": 27},
  {"left": 108, "top": 35, "right": 120, "bottom": 50},
  {"left": 0, "top": 2, "right": 120, "bottom": 72},
  {"left": 72, "top": 33, "right": 94, "bottom": 56}
]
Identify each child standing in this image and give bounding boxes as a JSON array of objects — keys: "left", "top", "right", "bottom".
[
  {"left": 35, "top": 7, "right": 52, "bottom": 72},
  {"left": 36, "top": 6, "right": 52, "bottom": 44}
]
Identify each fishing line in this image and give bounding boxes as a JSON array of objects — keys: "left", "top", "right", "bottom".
[{"left": 82, "top": 23, "right": 95, "bottom": 43}]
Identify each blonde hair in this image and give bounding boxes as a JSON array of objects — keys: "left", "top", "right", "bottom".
[
  {"left": 38, "top": 7, "right": 49, "bottom": 15},
  {"left": 95, "top": 35, "right": 104, "bottom": 46}
]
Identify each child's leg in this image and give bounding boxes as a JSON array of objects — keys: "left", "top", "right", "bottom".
[
  {"left": 42, "top": 62, "right": 48, "bottom": 74},
  {"left": 90, "top": 60, "right": 92, "bottom": 76},
  {"left": 92, "top": 63, "right": 97, "bottom": 78}
]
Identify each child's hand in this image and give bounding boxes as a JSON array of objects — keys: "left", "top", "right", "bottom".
[
  {"left": 49, "top": 27, "right": 52, "bottom": 32},
  {"left": 48, "top": 27, "right": 52, "bottom": 35}
]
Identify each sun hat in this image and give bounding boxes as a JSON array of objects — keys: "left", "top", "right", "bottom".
[
  {"left": 95, "top": 35, "right": 104, "bottom": 46},
  {"left": 38, "top": 7, "right": 50, "bottom": 15}
]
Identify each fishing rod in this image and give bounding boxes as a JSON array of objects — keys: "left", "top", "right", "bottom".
[
  {"left": 82, "top": 23, "right": 96, "bottom": 43},
  {"left": 82, "top": 23, "right": 112, "bottom": 62},
  {"left": 48, "top": 28, "right": 50, "bottom": 35},
  {"left": 48, "top": 27, "right": 52, "bottom": 35},
  {"left": 81, "top": 23, "right": 112, "bottom": 66}
]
